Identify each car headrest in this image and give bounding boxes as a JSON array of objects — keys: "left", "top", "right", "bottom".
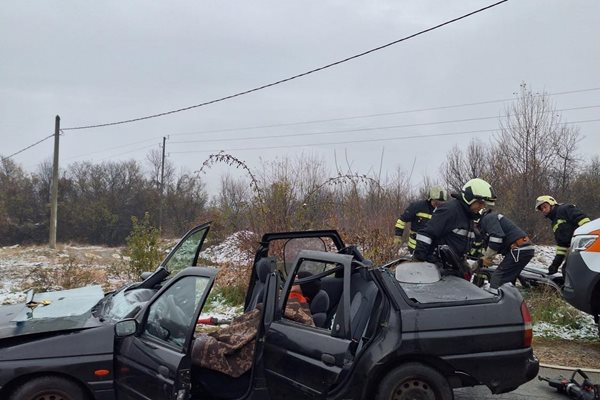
[
  {"left": 309, "top": 290, "right": 330, "bottom": 314},
  {"left": 256, "top": 257, "right": 276, "bottom": 283}
]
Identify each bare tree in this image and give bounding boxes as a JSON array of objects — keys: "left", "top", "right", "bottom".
[
  {"left": 494, "top": 82, "right": 580, "bottom": 236},
  {"left": 440, "top": 139, "right": 491, "bottom": 193},
  {"left": 146, "top": 149, "right": 175, "bottom": 190}
]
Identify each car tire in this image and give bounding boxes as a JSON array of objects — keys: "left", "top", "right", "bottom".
[
  {"left": 8, "top": 376, "right": 89, "bottom": 400},
  {"left": 376, "top": 362, "right": 453, "bottom": 400}
]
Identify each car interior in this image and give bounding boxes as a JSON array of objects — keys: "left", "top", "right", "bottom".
[{"left": 189, "top": 238, "right": 382, "bottom": 400}]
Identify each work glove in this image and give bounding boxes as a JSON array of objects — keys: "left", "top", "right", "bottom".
[
  {"left": 479, "top": 257, "right": 493, "bottom": 267},
  {"left": 547, "top": 264, "right": 559, "bottom": 275},
  {"left": 411, "top": 252, "right": 426, "bottom": 262},
  {"left": 393, "top": 236, "right": 402, "bottom": 245},
  {"left": 547, "top": 254, "right": 564, "bottom": 275}
]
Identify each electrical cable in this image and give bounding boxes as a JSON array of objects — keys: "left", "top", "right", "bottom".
[
  {"left": 169, "top": 117, "right": 600, "bottom": 154},
  {"left": 61, "top": 0, "right": 509, "bottom": 131},
  {"left": 168, "top": 104, "right": 600, "bottom": 145},
  {"left": 169, "top": 88, "right": 600, "bottom": 137},
  {"left": 1, "top": 134, "right": 54, "bottom": 162},
  {"left": 63, "top": 137, "right": 164, "bottom": 161}
]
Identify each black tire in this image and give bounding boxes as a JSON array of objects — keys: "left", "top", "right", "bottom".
[
  {"left": 8, "top": 376, "right": 89, "bottom": 400},
  {"left": 376, "top": 362, "right": 453, "bottom": 400}
]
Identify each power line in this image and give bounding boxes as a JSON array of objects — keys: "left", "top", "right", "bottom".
[
  {"left": 169, "top": 87, "right": 600, "bottom": 138},
  {"left": 6, "top": 93, "right": 597, "bottom": 163},
  {"left": 1, "top": 134, "right": 54, "bottom": 162},
  {"left": 61, "top": 0, "right": 509, "bottom": 132},
  {"left": 168, "top": 104, "right": 600, "bottom": 145},
  {"left": 63, "top": 136, "right": 163, "bottom": 161},
  {"left": 169, "top": 118, "right": 600, "bottom": 154}
]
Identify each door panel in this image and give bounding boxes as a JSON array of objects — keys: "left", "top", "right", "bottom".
[
  {"left": 115, "top": 271, "right": 215, "bottom": 400},
  {"left": 264, "top": 322, "right": 351, "bottom": 392},
  {"left": 262, "top": 253, "right": 353, "bottom": 399}
]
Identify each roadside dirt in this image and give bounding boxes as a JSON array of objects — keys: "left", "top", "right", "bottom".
[{"left": 533, "top": 338, "right": 600, "bottom": 370}]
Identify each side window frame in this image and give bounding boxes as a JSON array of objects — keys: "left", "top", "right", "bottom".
[{"left": 140, "top": 274, "right": 212, "bottom": 351}]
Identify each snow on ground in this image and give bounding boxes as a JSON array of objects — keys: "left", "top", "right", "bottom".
[{"left": 199, "top": 231, "right": 254, "bottom": 265}]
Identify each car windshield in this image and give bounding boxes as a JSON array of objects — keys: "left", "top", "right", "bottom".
[{"left": 93, "top": 286, "right": 157, "bottom": 323}]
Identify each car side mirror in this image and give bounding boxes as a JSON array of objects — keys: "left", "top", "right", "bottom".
[{"left": 115, "top": 318, "right": 138, "bottom": 337}]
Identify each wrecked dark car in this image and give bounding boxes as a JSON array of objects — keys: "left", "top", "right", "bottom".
[{"left": 0, "top": 223, "right": 538, "bottom": 400}]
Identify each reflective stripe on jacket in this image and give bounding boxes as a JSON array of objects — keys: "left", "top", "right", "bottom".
[
  {"left": 395, "top": 199, "right": 435, "bottom": 249},
  {"left": 547, "top": 203, "right": 590, "bottom": 248},
  {"left": 413, "top": 197, "right": 475, "bottom": 260},
  {"left": 479, "top": 211, "right": 529, "bottom": 255}
]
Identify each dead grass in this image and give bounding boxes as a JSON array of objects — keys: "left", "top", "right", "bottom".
[{"left": 534, "top": 337, "right": 600, "bottom": 369}]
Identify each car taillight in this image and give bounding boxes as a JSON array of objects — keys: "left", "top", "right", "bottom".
[
  {"left": 571, "top": 231, "right": 600, "bottom": 252},
  {"left": 520, "top": 301, "right": 533, "bottom": 348}
]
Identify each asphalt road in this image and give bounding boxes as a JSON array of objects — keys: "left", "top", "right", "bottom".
[{"left": 454, "top": 366, "right": 600, "bottom": 399}]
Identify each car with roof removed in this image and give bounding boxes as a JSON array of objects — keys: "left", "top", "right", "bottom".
[{"left": 0, "top": 223, "right": 538, "bottom": 400}]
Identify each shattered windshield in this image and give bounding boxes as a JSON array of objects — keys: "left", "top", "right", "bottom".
[{"left": 93, "top": 287, "right": 157, "bottom": 323}]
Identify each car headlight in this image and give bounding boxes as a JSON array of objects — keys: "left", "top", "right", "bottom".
[{"left": 570, "top": 234, "right": 599, "bottom": 252}]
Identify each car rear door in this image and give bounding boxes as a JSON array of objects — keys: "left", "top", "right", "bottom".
[
  {"left": 114, "top": 268, "right": 216, "bottom": 400},
  {"left": 262, "top": 252, "right": 354, "bottom": 399}
]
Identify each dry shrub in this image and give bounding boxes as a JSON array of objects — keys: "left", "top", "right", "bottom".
[
  {"left": 523, "top": 285, "right": 582, "bottom": 328},
  {"left": 23, "top": 256, "right": 107, "bottom": 292}
]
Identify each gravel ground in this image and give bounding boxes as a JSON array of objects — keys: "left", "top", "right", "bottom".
[{"left": 534, "top": 338, "right": 600, "bottom": 370}]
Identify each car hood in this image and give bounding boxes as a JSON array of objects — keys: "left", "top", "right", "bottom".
[
  {"left": 0, "top": 285, "right": 105, "bottom": 340},
  {"left": 574, "top": 217, "right": 600, "bottom": 236}
]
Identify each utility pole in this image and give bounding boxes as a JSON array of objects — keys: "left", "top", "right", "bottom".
[
  {"left": 49, "top": 115, "right": 60, "bottom": 249},
  {"left": 159, "top": 136, "right": 166, "bottom": 233}
]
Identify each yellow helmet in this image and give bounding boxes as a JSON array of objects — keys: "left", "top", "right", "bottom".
[
  {"left": 535, "top": 195, "right": 557, "bottom": 210},
  {"left": 461, "top": 178, "right": 496, "bottom": 206}
]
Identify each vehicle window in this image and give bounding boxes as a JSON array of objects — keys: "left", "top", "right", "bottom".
[
  {"left": 143, "top": 276, "right": 210, "bottom": 349},
  {"left": 283, "top": 259, "right": 338, "bottom": 330},
  {"left": 271, "top": 237, "right": 338, "bottom": 276},
  {"left": 164, "top": 229, "right": 207, "bottom": 274}
]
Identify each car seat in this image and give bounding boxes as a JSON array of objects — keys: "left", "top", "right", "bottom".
[
  {"left": 247, "top": 257, "right": 276, "bottom": 311},
  {"left": 332, "top": 267, "right": 378, "bottom": 345},
  {"left": 309, "top": 289, "right": 330, "bottom": 328}
]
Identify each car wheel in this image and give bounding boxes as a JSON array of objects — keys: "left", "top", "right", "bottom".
[
  {"left": 376, "top": 362, "right": 453, "bottom": 400},
  {"left": 8, "top": 376, "right": 89, "bottom": 400}
]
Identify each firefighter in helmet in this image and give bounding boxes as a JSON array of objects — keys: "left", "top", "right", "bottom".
[
  {"left": 478, "top": 209, "right": 535, "bottom": 288},
  {"left": 394, "top": 186, "right": 447, "bottom": 253},
  {"left": 413, "top": 178, "right": 495, "bottom": 262},
  {"left": 535, "top": 195, "right": 591, "bottom": 275}
]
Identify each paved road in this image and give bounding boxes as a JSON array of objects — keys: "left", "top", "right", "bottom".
[{"left": 454, "top": 366, "right": 600, "bottom": 399}]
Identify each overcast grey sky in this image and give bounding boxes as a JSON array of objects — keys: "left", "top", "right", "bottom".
[{"left": 1, "top": 0, "right": 599, "bottom": 194}]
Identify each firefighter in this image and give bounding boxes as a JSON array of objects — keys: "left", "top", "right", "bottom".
[
  {"left": 535, "top": 195, "right": 591, "bottom": 275},
  {"left": 413, "top": 178, "right": 496, "bottom": 263},
  {"left": 478, "top": 209, "right": 535, "bottom": 288},
  {"left": 394, "top": 186, "right": 447, "bottom": 253}
]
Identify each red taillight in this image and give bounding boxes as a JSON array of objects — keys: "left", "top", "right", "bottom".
[{"left": 520, "top": 302, "right": 533, "bottom": 347}]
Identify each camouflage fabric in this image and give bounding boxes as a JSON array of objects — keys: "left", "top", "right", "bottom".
[
  {"left": 192, "top": 307, "right": 261, "bottom": 377},
  {"left": 284, "top": 298, "right": 315, "bottom": 327}
]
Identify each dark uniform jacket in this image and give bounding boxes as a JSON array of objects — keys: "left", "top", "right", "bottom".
[
  {"left": 479, "top": 211, "right": 530, "bottom": 255},
  {"left": 413, "top": 195, "right": 476, "bottom": 261},
  {"left": 395, "top": 199, "right": 435, "bottom": 250},
  {"left": 546, "top": 203, "right": 591, "bottom": 269}
]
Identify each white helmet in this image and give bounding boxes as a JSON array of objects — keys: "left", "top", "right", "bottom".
[{"left": 461, "top": 178, "right": 496, "bottom": 206}]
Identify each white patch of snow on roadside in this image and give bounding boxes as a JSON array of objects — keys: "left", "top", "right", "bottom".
[
  {"left": 199, "top": 231, "right": 254, "bottom": 265},
  {"left": 534, "top": 314, "right": 598, "bottom": 340}
]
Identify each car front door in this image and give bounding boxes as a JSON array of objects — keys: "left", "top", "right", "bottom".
[
  {"left": 161, "top": 222, "right": 211, "bottom": 275},
  {"left": 114, "top": 268, "right": 216, "bottom": 400},
  {"left": 262, "top": 252, "right": 354, "bottom": 399}
]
